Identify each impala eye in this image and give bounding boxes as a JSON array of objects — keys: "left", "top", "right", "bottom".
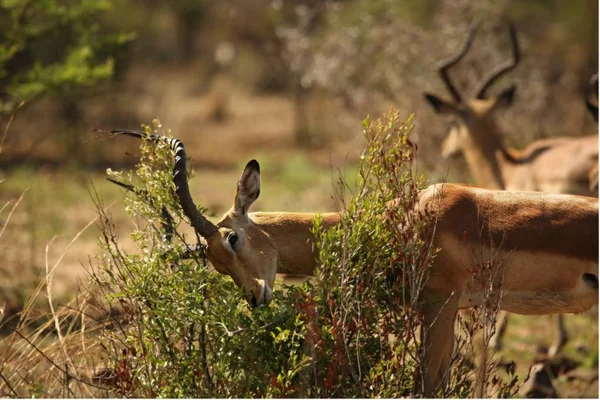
[{"left": 228, "top": 232, "right": 238, "bottom": 247}]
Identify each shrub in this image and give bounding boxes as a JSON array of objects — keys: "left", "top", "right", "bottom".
[{"left": 302, "top": 111, "right": 435, "bottom": 397}]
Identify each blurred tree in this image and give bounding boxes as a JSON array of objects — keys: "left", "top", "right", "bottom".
[
  {"left": 221, "top": 0, "right": 327, "bottom": 146},
  {"left": 172, "top": 0, "right": 208, "bottom": 62},
  {"left": 279, "top": 0, "right": 597, "bottom": 171},
  {"left": 0, "top": 0, "right": 133, "bottom": 115}
]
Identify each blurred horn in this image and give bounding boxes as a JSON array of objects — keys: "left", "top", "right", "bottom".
[
  {"left": 436, "top": 20, "right": 480, "bottom": 103},
  {"left": 474, "top": 21, "right": 520, "bottom": 99}
]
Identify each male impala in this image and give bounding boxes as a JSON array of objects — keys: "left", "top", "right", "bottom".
[
  {"left": 424, "top": 21, "right": 599, "bottom": 355},
  {"left": 109, "top": 129, "right": 598, "bottom": 396}
]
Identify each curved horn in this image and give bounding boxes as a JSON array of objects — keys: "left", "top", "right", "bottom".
[
  {"left": 437, "top": 20, "right": 480, "bottom": 103},
  {"left": 109, "top": 129, "right": 219, "bottom": 239},
  {"left": 475, "top": 21, "right": 520, "bottom": 99}
]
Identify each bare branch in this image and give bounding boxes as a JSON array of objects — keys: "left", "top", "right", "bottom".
[{"left": 106, "top": 177, "right": 176, "bottom": 243}]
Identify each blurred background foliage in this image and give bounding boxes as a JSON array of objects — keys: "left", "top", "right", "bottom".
[
  {"left": 0, "top": 0, "right": 133, "bottom": 113},
  {"left": 0, "top": 0, "right": 597, "bottom": 174}
]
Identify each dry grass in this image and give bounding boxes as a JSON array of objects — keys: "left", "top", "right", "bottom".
[{"left": 0, "top": 213, "right": 111, "bottom": 397}]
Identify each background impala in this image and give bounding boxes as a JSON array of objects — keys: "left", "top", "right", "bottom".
[{"left": 425, "top": 20, "right": 598, "bottom": 358}]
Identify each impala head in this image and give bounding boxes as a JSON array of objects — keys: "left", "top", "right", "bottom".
[
  {"left": 109, "top": 130, "right": 277, "bottom": 308},
  {"left": 193, "top": 160, "right": 277, "bottom": 307},
  {"left": 424, "top": 21, "right": 520, "bottom": 158},
  {"left": 203, "top": 160, "right": 277, "bottom": 308}
]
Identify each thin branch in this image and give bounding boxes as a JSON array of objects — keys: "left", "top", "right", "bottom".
[
  {"left": 0, "top": 189, "right": 28, "bottom": 242},
  {"left": 0, "top": 372, "right": 18, "bottom": 398}
]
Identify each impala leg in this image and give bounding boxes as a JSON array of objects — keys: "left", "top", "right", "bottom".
[
  {"left": 548, "top": 314, "right": 568, "bottom": 357},
  {"left": 416, "top": 294, "right": 458, "bottom": 397},
  {"left": 489, "top": 311, "right": 509, "bottom": 352},
  {"left": 436, "top": 329, "right": 455, "bottom": 388}
]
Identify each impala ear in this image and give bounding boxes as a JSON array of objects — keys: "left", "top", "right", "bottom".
[
  {"left": 234, "top": 159, "right": 261, "bottom": 215},
  {"left": 492, "top": 85, "right": 516, "bottom": 110},
  {"left": 424, "top": 93, "right": 459, "bottom": 115},
  {"left": 441, "top": 122, "right": 462, "bottom": 159}
]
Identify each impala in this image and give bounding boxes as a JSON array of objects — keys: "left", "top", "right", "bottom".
[
  {"left": 424, "top": 21, "right": 599, "bottom": 355},
  {"left": 108, "top": 129, "right": 598, "bottom": 396}
]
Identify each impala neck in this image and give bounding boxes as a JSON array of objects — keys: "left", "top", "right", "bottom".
[
  {"left": 249, "top": 212, "right": 341, "bottom": 276},
  {"left": 459, "top": 121, "right": 507, "bottom": 190}
]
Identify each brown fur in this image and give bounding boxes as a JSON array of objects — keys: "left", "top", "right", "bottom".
[{"left": 423, "top": 184, "right": 598, "bottom": 260}]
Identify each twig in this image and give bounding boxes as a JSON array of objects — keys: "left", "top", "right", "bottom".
[
  {"left": 0, "top": 189, "right": 28, "bottom": 242},
  {"left": 12, "top": 329, "right": 108, "bottom": 391},
  {"left": 199, "top": 323, "right": 212, "bottom": 391},
  {"left": 0, "top": 372, "right": 18, "bottom": 398},
  {"left": 0, "top": 109, "right": 17, "bottom": 155}
]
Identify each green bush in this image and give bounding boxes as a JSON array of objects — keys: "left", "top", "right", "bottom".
[{"left": 303, "top": 111, "right": 434, "bottom": 397}]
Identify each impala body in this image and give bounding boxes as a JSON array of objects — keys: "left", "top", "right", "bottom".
[
  {"left": 109, "top": 129, "right": 598, "bottom": 396},
  {"left": 210, "top": 177, "right": 599, "bottom": 396},
  {"left": 421, "top": 184, "right": 598, "bottom": 315}
]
